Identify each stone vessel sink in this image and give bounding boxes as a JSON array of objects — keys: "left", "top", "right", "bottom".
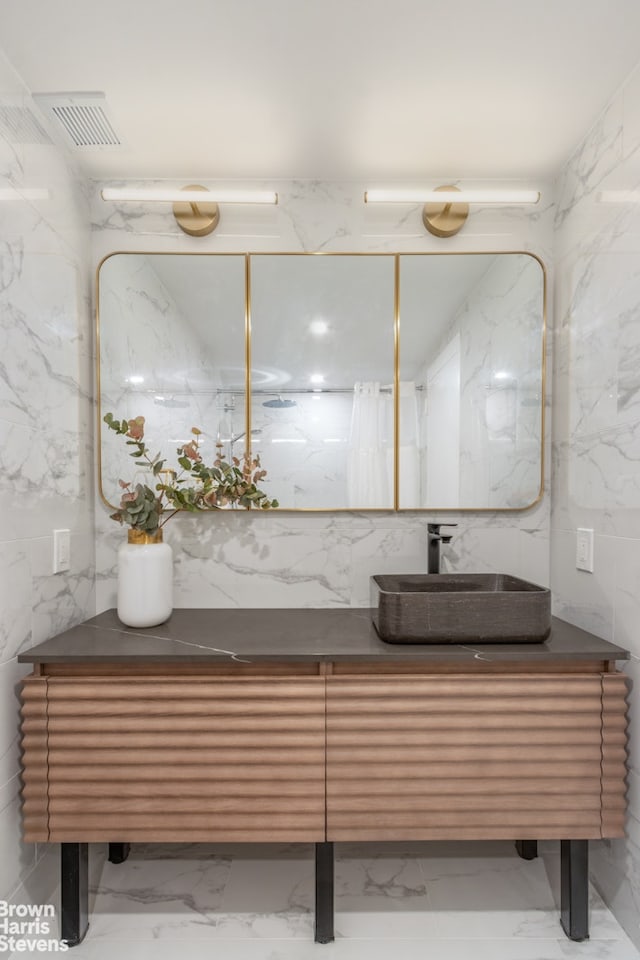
[{"left": 371, "top": 573, "right": 551, "bottom": 644}]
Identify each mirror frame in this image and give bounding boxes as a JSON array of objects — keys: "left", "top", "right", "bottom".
[{"left": 96, "top": 250, "right": 546, "bottom": 513}]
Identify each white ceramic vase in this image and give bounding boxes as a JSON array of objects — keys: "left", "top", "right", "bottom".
[{"left": 117, "top": 528, "right": 173, "bottom": 628}]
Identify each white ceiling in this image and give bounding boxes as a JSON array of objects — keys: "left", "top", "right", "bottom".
[{"left": 1, "top": 0, "right": 640, "bottom": 182}]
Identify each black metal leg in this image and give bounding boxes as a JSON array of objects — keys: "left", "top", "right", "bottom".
[
  {"left": 560, "top": 840, "right": 589, "bottom": 941},
  {"left": 515, "top": 840, "right": 538, "bottom": 860},
  {"left": 108, "top": 842, "right": 131, "bottom": 864},
  {"left": 60, "top": 843, "right": 89, "bottom": 946},
  {"left": 314, "top": 842, "right": 334, "bottom": 944}
]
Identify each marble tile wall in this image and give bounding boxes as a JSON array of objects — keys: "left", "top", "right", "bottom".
[
  {"left": 551, "top": 61, "right": 640, "bottom": 950},
  {"left": 92, "top": 179, "right": 554, "bottom": 611},
  {"left": 0, "top": 50, "right": 95, "bottom": 905}
]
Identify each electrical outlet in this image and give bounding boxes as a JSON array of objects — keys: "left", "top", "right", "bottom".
[
  {"left": 576, "top": 528, "right": 594, "bottom": 573},
  {"left": 53, "top": 529, "right": 71, "bottom": 574}
]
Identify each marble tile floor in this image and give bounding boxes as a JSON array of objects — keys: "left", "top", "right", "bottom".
[{"left": 21, "top": 841, "right": 640, "bottom": 960}]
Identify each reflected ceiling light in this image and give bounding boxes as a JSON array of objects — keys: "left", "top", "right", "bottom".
[
  {"left": 309, "top": 319, "right": 329, "bottom": 336},
  {"left": 127, "top": 375, "right": 144, "bottom": 384},
  {"left": 101, "top": 184, "right": 278, "bottom": 237},
  {"left": 364, "top": 185, "right": 540, "bottom": 238},
  {"left": 310, "top": 373, "right": 325, "bottom": 384}
]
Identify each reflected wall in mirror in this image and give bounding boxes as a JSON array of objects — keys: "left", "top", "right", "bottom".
[
  {"left": 398, "top": 253, "right": 544, "bottom": 509},
  {"left": 249, "top": 254, "right": 395, "bottom": 509},
  {"left": 98, "top": 253, "right": 246, "bottom": 507}
]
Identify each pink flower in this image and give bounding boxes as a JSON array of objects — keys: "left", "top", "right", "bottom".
[
  {"left": 126, "top": 416, "right": 145, "bottom": 441},
  {"left": 182, "top": 441, "right": 202, "bottom": 462}
]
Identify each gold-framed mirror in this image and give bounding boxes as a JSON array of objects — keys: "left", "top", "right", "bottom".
[{"left": 97, "top": 251, "right": 545, "bottom": 512}]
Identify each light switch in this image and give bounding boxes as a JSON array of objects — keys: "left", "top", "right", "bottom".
[
  {"left": 576, "top": 528, "right": 594, "bottom": 573},
  {"left": 53, "top": 529, "right": 71, "bottom": 574}
]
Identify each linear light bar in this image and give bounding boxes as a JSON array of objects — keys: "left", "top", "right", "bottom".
[
  {"left": 598, "top": 190, "right": 640, "bottom": 203},
  {"left": 0, "top": 188, "right": 49, "bottom": 201},
  {"left": 364, "top": 189, "right": 540, "bottom": 204},
  {"left": 101, "top": 187, "right": 278, "bottom": 204},
  {"left": 100, "top": 184, "right": 278, "bottom": 237},
  {"left": 365, "top": 184, "right": 540, "bottom": 237}
]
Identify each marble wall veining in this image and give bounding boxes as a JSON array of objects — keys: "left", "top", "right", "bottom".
[
  {"left": 92, "top": 180, "right": 554, "bottom": 611},
  {"left": 0, "top": 50, "right": 95, "bottom": 906},
  {"left": 551, "top": 60, "right": 640, "bottom": 950}
]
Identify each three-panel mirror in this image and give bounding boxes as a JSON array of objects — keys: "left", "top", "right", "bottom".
[{"left": 98, "top": 251, "right": 545, "bottom": 512}]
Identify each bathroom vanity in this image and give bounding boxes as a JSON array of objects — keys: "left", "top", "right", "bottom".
[{"left": 19, "top": 609, "right": 629, "bottom": 946}]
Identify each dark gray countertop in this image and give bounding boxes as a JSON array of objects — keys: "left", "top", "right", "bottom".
[{"left": 18, "top": 608, "right": 629, "bottom": 664}]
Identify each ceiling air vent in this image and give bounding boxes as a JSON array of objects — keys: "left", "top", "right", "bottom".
[{"left": 33, "top": 93, "right": 122, "bottom": 148}]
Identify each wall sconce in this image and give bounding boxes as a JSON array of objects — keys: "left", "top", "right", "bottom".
[
  {"left": 100, "top": 185, "right": 279, "bottom": 236},
  {"left": 364, "top": 185, "right": 540, "bottom": 237}
]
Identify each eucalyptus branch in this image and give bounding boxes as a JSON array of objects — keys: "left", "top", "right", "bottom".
[{"left": 104, "top": 413, "right": 279, "bottom": 534}]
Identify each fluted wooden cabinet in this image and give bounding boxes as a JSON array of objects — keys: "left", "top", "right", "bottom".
[
  {"left": 22, "top": 659, "right": 628, "bottom": 845},
  {"left": 326, "top": 668, "right": 628, "bottom": 841}
]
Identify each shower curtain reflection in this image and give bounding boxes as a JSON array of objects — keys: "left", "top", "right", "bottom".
[{"left": 347, "top": 382, "right": 393, "bottom": 508}]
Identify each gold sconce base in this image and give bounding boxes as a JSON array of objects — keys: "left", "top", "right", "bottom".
[
  {"left": 172, "top": 184, "right": 220, "bottom": 236},
  {"left": 422, "top": 185, "right": 469, "bottom": 238}
]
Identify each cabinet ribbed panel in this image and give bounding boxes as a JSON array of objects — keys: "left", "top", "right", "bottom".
[
  {"left": 45, "top": 676, "right": 325, "bottom": 842},
  {"left": 21, "top": 664, "right": 630, "bottom": 847},
  {"left": 601, "top": 673, "right": 630, "bottom": 837},
  {"left": 327, "top": 674, "right": 607, "bottom": 841},
  {"left": 20, "top": 678, "right": 49, "bottom": 842}
]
